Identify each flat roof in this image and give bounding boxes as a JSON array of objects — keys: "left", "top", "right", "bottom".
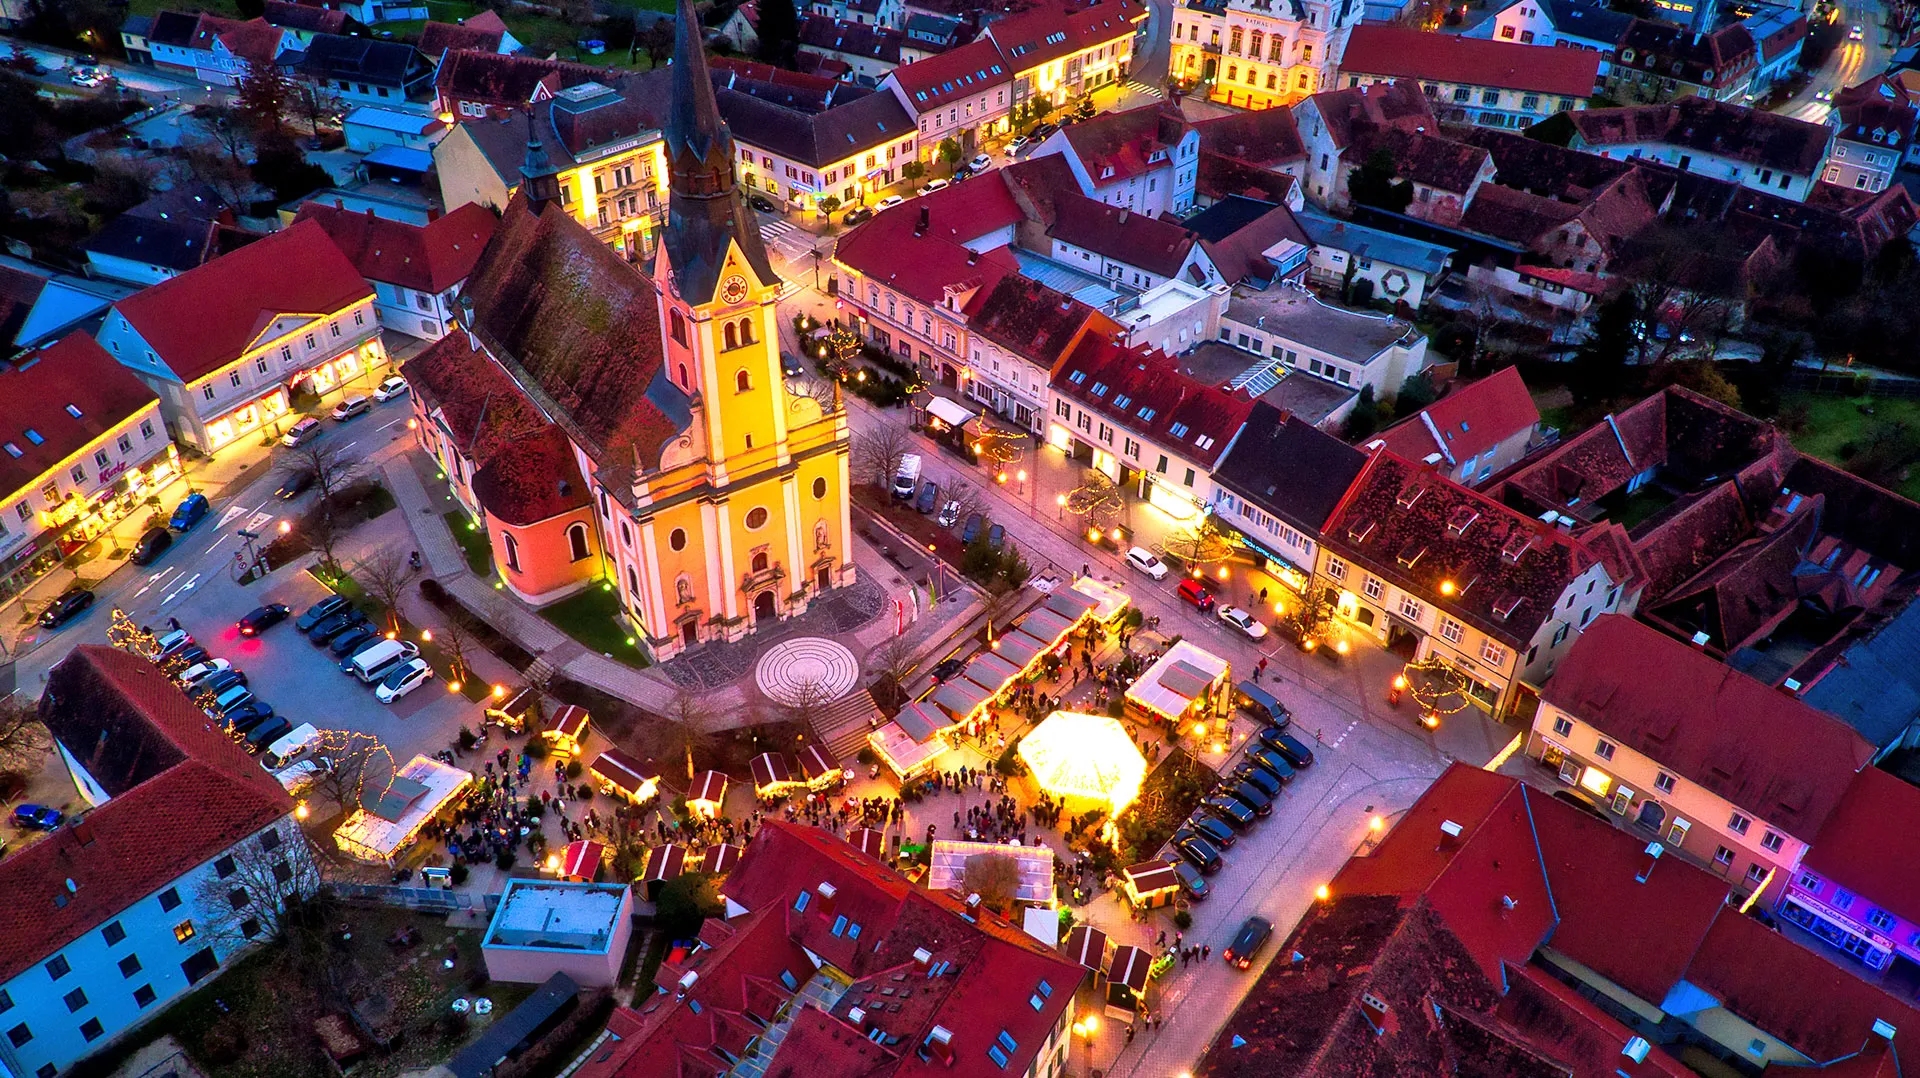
[
  {"left": 1225, "top": 285, "right": 1414, "bottom": 363},
  {"left": 484, "top": 879, "right": 629, "bottom": 954},
  {"left": 1127, "top": 640, "right": 1230, "bottom": 720}
]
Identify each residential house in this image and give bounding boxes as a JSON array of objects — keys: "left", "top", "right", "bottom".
[
  {"left": 962, "top": 275, "right": 1117, "bottom": 431},
  {"left": 0, "top": 261, "right": 137, "bottom": 353},
  {"left": 1294, "top": 79, "right": 1433, "bottom": 205},
  {"left": 434, "top": 79, "right": 671, "bottom": 260},
  {"left": 120, "top": 14, "right": 153, "bottom": 64},
  {"left": 342, "top": 107, "right": 448, "bottom": 153},
  {"left": 294, "top": 202, "right": 498, "bottom": 340},
  {"left": 1744, "top": 3, "right": 1806, "bottom": 95},
  {"left": 1373, "top": 366, "right": 1543, "bottom": 486},
  {"left": 432, "top": 52, "right": 611, "bottom": 120},
  {"left": 1048, "top": 333, "right": 1254, "bottom": 519},
  {"left": 1210, "top": 401, "right": 1369, "bottom": 606},
  {"left": 1826, "top": 77, "right": 1918, "bottom": 193},
  {"left": 1028, "top": 102, "right": 1200, "bottom": 216},
  {"left": 720, "top": 83, "right": 919, "bottom": 212},
  {"left": 1111, "top": 277, "right": 1230, "bottom": 355},
  {"left": 1219, "top": 283, "right": 1428, "bottom": 396},
  {"left": 1171, "top": 338, "right": 1360, "bottom": 430},
  {"left": 80, "top": 187, "right": 254, "bottom": 288},
  {"left": 1168, "top": 0, "right": 1363, "bottom": 109},
  {"left": 881, "top": 38, "right": 1014, "bottom": 161},
  {"left": 144, "top": 12, "right": 296, "bottom": 87},
  {"left": 0, "top": 647, "right": 311, "bottom": 1078},
  {"left": 96, "top": 220, "right": 382, "bottom": 455},
  {"left": 901, "top": 12, "right": 971, "bottom": 60},
  {"left": 984, "top": 0, "right": 1145, "bottom": 110},
  {"left": 1179, "top": 195, "right": 1312, "bottom": 287},
  {"left": 0, "top": 334, "right": 174, "bottom": 606},
  {"left": 795, "top": 16, "right": 905, "bottom": 83},
  {"left": 1607, "top": 18, "right": 1757, "bottom": 104},
  {"left": 260, "top": 0, "right": 353, "bottom": 46},
  {"left": 1529, "top": 613, "right": 1872, "bottom": 904},
  {"left": 1336, "top": 25, "right": 1600, "bottom": 129},
  {"left": 1317, "top": 448, "right": 1641, "bottom": 718},
  {"left": 417, "top": 11, "right": 521, "bottom": 61},
  {"left": 1798, "top": 600, "right": 1920, "bottom": 759},
  {"left": 321, "top": 0, "right": 427, "bottom": 25},
  {"left": 1044, "top": 194, "right": 1221, "bottom": 291},
  {"left": 1569, "top": 96, "right": 1833, "bottom": 202},
  {"left": 1191, "top": 107, "right": 1308, "bottom": 209},
  {"left": 1786, "top": 766, "right": 1920, "bottom": 975},
  {"left": 1293, "top": 204, "right": 1453, "bottom": 309},
  {"left": 288, "top": 33, "right": 435, "bottom": 109},
  {"left": 809, "top": 0, "right": 903, "bottom": 29},
  {"left": 570, "top": 822, "right": 1084, "bottom": 1078},
  {"left": 1460, "top": 0, "right": 1631, "bottom": 80}
]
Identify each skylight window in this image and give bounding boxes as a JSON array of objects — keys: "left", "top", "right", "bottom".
[
  {"left": 1068, "top": 370, "right": 1087, "bottom": 385},
  {"left": 64, "top": 404, "right": 82, "bottom": 418},
  {"left": 1168, "top": 422, "right": 1190, "bottom": 438},
  {"left": 2, "top": 444, "right": 18, "bottom": 458},
  {"left": 1113, "top": 395, "right": 1131, "bottom": 409},
  {"left": 23, "top": 429, "right": 42, "bottom": 445},
  {"left": 1091, "top": 382, "right": 1108, "bottom": 396},
  {"left": 1137, "top": 407, "right": 1156, "bottom": 421}
]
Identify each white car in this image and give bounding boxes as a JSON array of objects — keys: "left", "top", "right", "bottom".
[
  {"left": 1125, "top": 546, "right": 1169, "bottom": 580},
  {"left": 178, "top": 658, "right": 232, "bottom": 687},
  {"left": 1850, "top": 23, "right": 1864, "bottom": 39},
  {"left": 372, "top": 375, "right": 409, "bottom": 402},
  {"left": 146, "top": 628, "right": 194, "bottom": 660},
  {"left": 331, "top": 395, "right": 371, "bottom": 421},
  {"left": 875, "top": 194, "right": 905, "bottom": 211},
  {"left": 374, "top": 658, "right": 434, "bottom": 703},
  {"left": 1007, "top": 134, "right": 1031, "bottom": 154},
  {"left": 918, "top": 179, "right": 950, "bottom": 196},
  {"left": 1218, "top": 605, "right": 1269, "bottom": 640},
  {"left": 273, "top": 755, "right": 332, "bottom": 795},
  {"left": 968, "top": 153, "right": 992, "bottom": 172},
  {"left": 936, "top": 500, "right": 961, "bottom": 528}
]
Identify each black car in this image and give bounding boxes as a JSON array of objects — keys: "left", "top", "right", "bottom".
[
  {"left": 1244, "top": 744, "right": 1296, "bottom": 784},
  {"left": 1201, "top": 794, "right": 1257, "bottom": 830},
  {"left": 1264, "top": 729, "right": 1316, "bottom": 768},
  {"left": 1170, "top": 828, "right": 1223, "bottom": 874},
  {"left": 275, "top": 469, "right": 314, "bottom": 500},
  {"left": 199, "top": 669, "right": 248, "bottom": 696},
  {"left": 781, "top": 352, "right": 805, "bottom": 377},
  {"left": 329, "top": 626, "right": 377, "bottom": 657},
  {"left": 747, "top": 193, "right": 777, "bottom": 212},
  {"left": 930, "top": 655, "right": 966, "bottom": 682},
  {"left": 307, "top": 610, "right": 366, "bottom": 644},
  {"left": 1223, "top": 916, "right": 1274, "bottom": 969},
  {"left": 1186, "top": 812, "right": 1236, "bottom": 848},
  {"left": 295, "top": 595, "right": 349, "bottom": 632},
  {"left": 1233, "top": 763, "right": 1283, "bottom": 798},
  {"left": 225, "top": 701, "right": 275, "bottom": 732},
  {"left": 960, "top": 512, "right": 985, "bottom": 543},
  {"left": 1224, "top": 779, "right": 1274, "bottom": 817},
  {"left": 842, "top": 205, "right": 874, "bottom": 225},
  {"left": 167, "top": 644, "right": 210, "bottom": 671},
  {"left": 238, "top": 603, "right": 291, "bottom": 636},
  {"left": 1171, "top": 858, "right": 1209, "bottom": 900},
  {"left": 38, "top": 588, "right": 94, "bottom": 628},
  {"left": 129, "top": 526, "right": 173, "bottom": 566}
]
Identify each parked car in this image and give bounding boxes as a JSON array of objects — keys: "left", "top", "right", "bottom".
[
  {"left": 1170, "top": 827, "right": 1223, "bottom": 874},
  {"left": 915, "top": 480, "right": 939, "bottom": 514},
  {"left": 147, "top": 627, "right": 194, "bottom": 659},
  {"left": 38, "top": 587, "right": 94, "bottom": 628},
  {"left": 281, "top": 417, "right": 323, "bottom": 447},
  {"left": 842, "top": 205, "right": 874, "bottom": 225},
  {"left": 1171, "top": 858, "right": 1210, "bottom": 900},
  {"left": 296, "top": 595, "right": 350, "bottom": 632},
  {"left": 1223, "top": 779, "right": 1274, "bottom": 817},
  {"left": 986, "top": 523, "right": 1005, "bottom": 548},
  {"left": 310, "top": 611, "right": 369, "bottom": 645},
  {"left": 918, "top": 179, "right": 949, "bottom": 196},
  {"left": 238, "top": 603, "right": 291, "bottom": 636},
  {"left": 168, "top": 645, "right": 210, "bottom": 671},
  {"left": 346, "top": 640, "right": 419, "bottom": 682},
  {"left": 330, "top": 396, "right": 371, "bottom": 421},
  {"left": 275, "top": 469, "right": 314, "bottom": 500},
  {"left": 129, "top": 527, "right": 174, "bottom": 566},
  {"left": 876, "top": 194, "right": 905, "bottom": 211},
  {"left": 960, "top": 512, "right": 985, "bottom": 543},
  {"left": 1186, "top": 812, "right": 1236, "bottom": 848},
  {"left": 244, "top": 717, "right": 294, "bottom": 753},
  {"left": 178, "top": 658, "right": 232, "bottom": 687},
  {"left": 1244, "top": 742, "right": 1297, "bottom": 783},
  {"left": 1007, "top": 134, "right": 1031, "bottom": 154},
  {"left": 12, "top": 804, "right": 63, "bottom": 831},
  {"left": 1217, "top": 605, "right": 1268, "bottom": 640},
  {"left": 1031, "top": 122, "right": 1058, "bottom": 140},
  {"left": 329, "top": 625, "right": 378, "bottom": 657},
  {"left": 968, "top": 152, "right": 992, "bottom": 172},
  {"left": 169, "top": 491, "right": 210, "bottom": 530},
  {"left": 930, "top": 655, "right": 966, "bottom": 682},
  {"left": 1234, "top": 681, "right": 1290, "bottom": 727},
  {"left": 1176, "top": 577, "right": 1215, "bottom": 611},
  {"left": 1232, "top": 762, "right": 1283, "bottom": 798},
  {"left": 212, "top": 683, "right": 255, "bottom": 715},
  {"left": 936, "top": 500, "right": 961, "bottom": 528},
  {"left": 1202, "top": 793, "right": 1257, "bottom": 830},
  {"left": 1223, "top": 916, "right": 1274, "bottom": 969},
  {"left": 781, "top": 352, "right": 805, "bottom": 377},
  {"left": 747, "top": 193, "right": 778, "bottom": 212},
  {"left": 1125, "top": 546, "right": 1169, "bottom": 580},
  {"left": 372, "top": 375, "right": 410, "bottom": 402},
  {"left": 1264, "top": 729, "right": 1316, "bottom": 768},
  {"left": 375, "top": 658, "right": 434, "bottom": 703},
  {"left": 224, "top": 701, "right": 275, "bottom": 733},
  {"left": 199, "top": 669, "right": 248, "bottom": 696}
]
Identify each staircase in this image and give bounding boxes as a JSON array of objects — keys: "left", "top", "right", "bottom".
[{"left": 813, "top": 688, "right": 885, "bottom": 762}]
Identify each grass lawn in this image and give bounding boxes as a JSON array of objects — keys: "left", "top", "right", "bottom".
[
  {"left": 1779, "top": 391, "right": 1920, "bottom": 502},
  {"left": 443, "top": 510, "right": 494, "bottom": 577},
  {"left": 324, "top": 567, "right": 490, "bottom": 701},
  {"left": 539, "top": 584, "right": 650, "bottom": 668}
]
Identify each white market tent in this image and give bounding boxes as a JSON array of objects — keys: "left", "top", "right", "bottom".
[
  {"left": 927, "top": 839, "right": 1056, "bottom": 905},
  {"left": 1017, "top": 711, "right": 1146, "bottom": 815},
  {"left": 334, "top": 755, "right": 473, "bottom": 864},
  {"left": 1070, "top": 576, "right": 1131, "bottom": 623},
  {"left": 1125, "top": 640, "right": 1231, "bottom": 723},
  {"left": 869, "top": 721, "right": 948, "bottom": 778}
]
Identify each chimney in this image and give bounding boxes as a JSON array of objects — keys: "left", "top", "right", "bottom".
[
  {"left": 1358, "top": 993, "right": 1390, "bottom": 1034},
  {"left": 848, "top": 1005, "right": 868, "bottom": 1028},
  {"left": 967, "top": 250, "right": 978, "bottom": 265},
  {"left": 1689, "top": 631, "right": 1711, "bottom": 649},
  {"left": 1782, "top": 677, "right": 1803, "bottom": 694},
  {"left": 1623, "top": 1036, "right": 1652, "bottom": 1064},
  {"left": 1635, "top": 841, "right": 1664, "bottom": 884},
  {"left": 676, "top": 970, "right": 698, "bottom": 998},
  {"left": 1438, "top": 819, "right": 1463, "bottom": 848},
  {"left": 1500, "top": 895, "right": 1517, "bottom": 911},
  {"left": 965, "top": 892, "right": 982, "bottom": 909},
  {"left": 1117, "top": 208, "right": 1129, "bottom": 224},
  {"left": 816, "top": 880, "right": 838, "bottom": 917},
  {"left": 926, "top": 1025, "right": 955, "bottom": 1065},
  {"left": 1873, "top": 1019, "right": 1899, "bottom": 1041}
]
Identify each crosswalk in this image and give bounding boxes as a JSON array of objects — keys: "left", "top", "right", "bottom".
[
  {"left": 759, "top": 217, "right": 819, "bottom": 260},
  {"left": 1126, "top": 79, "right": 1164, "bottom": 99}
]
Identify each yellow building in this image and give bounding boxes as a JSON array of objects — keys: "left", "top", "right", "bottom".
[{"left": 450, "top": 0, "right": 853, "bottom": 660}]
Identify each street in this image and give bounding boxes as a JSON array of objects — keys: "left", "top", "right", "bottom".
[{"left": 1778, "top": 0, "right": 1893, "bottom": 122}]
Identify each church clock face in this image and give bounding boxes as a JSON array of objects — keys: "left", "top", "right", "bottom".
[{"left": 720, "top": 274, "right": 750, "bottom": 306}]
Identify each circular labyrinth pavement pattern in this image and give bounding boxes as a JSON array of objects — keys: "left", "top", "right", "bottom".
[{"left": 756, "top": 637, "right": 860, "bottom": 706}]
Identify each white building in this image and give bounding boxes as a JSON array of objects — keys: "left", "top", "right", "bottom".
[
  {"left": 1114, "top": 278, "right": 1228, "bottom": 355},
  {"left": 482, "top": 880, "right": 634, "bottom": 988},
  {"left": 0, "top": 648, "right": 315, "bottom": 1078},
  {"left": 1029, "top": 103, "right": 1201, "bottom": 217},
  {"left": 292, "top": 202, "right": 498, "bottom": 341},
  {"left": 1220, "top": 284, "right": 1429, "bottom": 397},
  {"left": 1168, "top": 0, "right": 1362, "bottom": 109},
  {"left": 1569, "top": 97, "right": 1833, "bottom": 203}
]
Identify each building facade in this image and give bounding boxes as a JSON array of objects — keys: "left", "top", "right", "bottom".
[
  {"left": 1335, "top": 25, "right": 1599, "bottom": 129},
  {"left": 1169, "top": 0, "right": 1361, "bottom": 109}
]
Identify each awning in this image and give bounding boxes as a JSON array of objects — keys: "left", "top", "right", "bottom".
[
  {"left": 750, "top": 752, "right": 799, "bottom": 793},
  {"left": 931, "top": 678, "right": 992, "bottom": 720},
  {"left": 1071, "top": 576, "right": 1131, "bottom": 622},
  {"left": 1121, "top": 859, "right": 1180, "bottom": 900},
  {"left": 333, "top": 755, "right": 472, "bottom": 865},
  {"left": 642, "top": 843, "right": 687, "bottom": 882},
  {"left": 848, "top": 827, "right": 886, "bottom": 858},
  {"left": 869, "top": 721, "right": 948, "bottom": 777},
  {"left": 925, "top": 395, "right": 976, "bottom": 428},
  {"left": 1127, "top": 640, "right": 1231, "bottom": 721},
  {"left": 591, "top": 748, "right": 660, "bottom": 803},
  {"left": 1108, "top": 944, "right": 1153, "bottom": 992},
  {"left": 1065, "top": 924, "right": 1109, "bottom": 969},
  {"left": 991, "top": 630, "right": 1047, "bottom": 670},
  {"left": 894, "top": 701, "right": 949, "bottom": 743},
  {"left": 689, "top": 770, "right": 729, "bottom": 805},
  {"left": 1018, "top": 606, "right": 1075, "bottom": 644},
  {"left": 1045, "top": 589, "right": 1100, "bottom": 623},
  {"left": 963, "top": 651, "right": 1022, "bottom": 694},
  {"left": 701, "top": 843, "right": 742, "bottom": 874},
  {"left": 560, "top": 839, "right": 605, "bottom": 880},
  {"left": 797, "top": 743, "right": 838, "bottom": 784}
]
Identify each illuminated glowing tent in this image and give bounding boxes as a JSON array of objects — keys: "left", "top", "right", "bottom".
[
  {"left": 1017, "top": 711, "right": 1146, "bottom": 816},
  {"left": 543, "top": 705, "right": 590, "bottom": 757},
  {"left": 1121, "top": 859, "right": 1181, "bottom": 909},
  {"left": 930, "top": 677, "right": 993, "bottom": 722},
  {"left": 749, "top": 752, "right": 803, "bottom": 796},
  {"left": 962, "top": 650, "right": 1021, "bottom": 696},
  {"left": 868, "top": 720, "right": 947, "bottom": 778},
  {"left": 1017, "top": 606, "right": 1075, "bottom": 646},
  {"left": 334, "top": 754, "right": 473, "bottom": 865},
  {"left": 1044, "top": 587, "right": 1101, "bottom": 624},
  {"left": 701, "top": 843, "right": 743, "bottom": 874},
  {"left": 797, "top": 743, "right": 839, "bottom": 789},
  {"left": 1070, "top": 576, "right": 1130, "bottom": 623},
  {"left": 991, "top": 630, "right": 1048, "bottom": 670},
  {"left": 590, "top": 748, "right": 660, "bottom": 805},
  {"left": 559, "top": 839, "right": 606, "bottom": 881},
  {"left": 688, "top": 770, "right": 729, "bottom": 817},
  {"left": 1107, "top": 945, "right": 1153, "bottom": 993}
]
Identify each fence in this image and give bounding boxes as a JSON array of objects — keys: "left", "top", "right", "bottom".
[
  {"left": 333, "top": 882, "right": 500, "bottom": 915},
  {"left": 1783, "top": 369, "right": 1920, "bottom": 399}
]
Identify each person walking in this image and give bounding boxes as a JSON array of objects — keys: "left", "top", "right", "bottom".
[{"left": 1201, "top": 944, "right": 1210, "bottom": 961}]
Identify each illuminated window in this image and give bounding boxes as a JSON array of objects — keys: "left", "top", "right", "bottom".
[
  {"left": 1578, "top": 767, "right": 1611, "bottom": 796},
  {"left": 172, "top": 921, "right": 196, "bottom": 943}
]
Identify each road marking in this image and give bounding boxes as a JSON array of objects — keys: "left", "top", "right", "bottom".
[
  {"left": 245, "top": 511, "right": 273, "bottom": 533},
  {"left": 338, "top": 441, "right": 357, "bottom": 454},
  {"left": 161, "top": 573, "right": 201, "bottom": 606},
  {"left": 376, "top": 416, "right": 405, "bottom": 432},
  {"left": 204, "top": 533, "right": 232, "bottom": 556},
  {"left": 1328, "top": 717, "right": 1362, "bottom": 750},
  {"left": 216, "top": 503, "right": 247, "bottom": 528},
  {"left": 132, "top": 566, "right": 179, "bottom": 599}
]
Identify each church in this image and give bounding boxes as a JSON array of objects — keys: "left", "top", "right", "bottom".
[{"left": 405, "top": 0, "right": 854, "bottom": 662}]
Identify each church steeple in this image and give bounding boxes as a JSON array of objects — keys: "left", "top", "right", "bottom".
[
  {"left": 519, "top": 107, "right": 560, "bottom": 209},
  {"left": 661, "top": 0, "right": 777, "bottom": 305}
]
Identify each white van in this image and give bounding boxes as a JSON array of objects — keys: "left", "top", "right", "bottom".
[
  {"left": 346, "top": 639, "right": 418, "bottom": 683},
  {"left": 262, "top": 723, "right": 320, "bottom": 770},
  {"left": 892, "top": 453, "right": 922, "bottom": 499},
  {"left": 273, "top": 755, "right": 331, "bottom": 795}
]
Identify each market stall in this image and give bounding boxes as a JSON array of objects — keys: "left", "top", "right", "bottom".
[
  {"left": 1105, "top": 944, "right": 1153, "bottom": 1019},
  {"left": 1121, "top": 860, "right": 1181, "bottom": 910},
  {"left": 1016, "top": 606, "right": 1076, "bottom": 649},
  {"left": 484, "top": 686, "right": 540, "bottom": 733},
  {"left": 930, "top": 677, "right": 993, "bottom": 725},
  {"left": 1044, "top": 587, "right": 1102, "bottom": 625},
  {"left": 1064, "top": 924, "right": 1109, "bottom": 972},
  {"left": 961, "top": 650, "right": 1022, "bottom": 699},
  {"left": 1018, "top": 711, "right": 1147, "bottom": 816},
  {"left": 641, "top": 843, "right": 687, "bottom": 888},
  {"left": 543, "top": 705, "right": 591, "bottom": 758},
  {"left": 868, "top": 720, "right": 948, "bottom": 778},
  {"left": 797, "top": 743, "right": 841, "bottom": 790},
  {"left": 1125, "top": 640, "right": 1231, "bottom": 726},
  {"left": 556, "top": 839, "right": 606, "bottom": 881},
  {"left": 688, "top": 770, "right": 729, "bottom": 817},
  {"left": 893, "top": 701, "right": 950, "bottom": 744},
  {"left": 927, "top": 839, "right": 1055, "bottom": 905},
  {"left": 848, "top": 827, "right": 886, "bottom": 859},
  {"left": 701, "top": 843, "right": 742, "bottom": 874},
  {"left": 1070, "top": 576, "right": 1131, "bottom": 624},
  {"left": 749, "top": 752, "right": 804, "bottom": 798},
  {"left": 590, "top": 747, "right": 661, "bottom": 805},
  {"left": 990, "top": 629, "right": 1049, "bottom": 671},
  {"left": 334, "top": 755, "right": 473, "bottom": 865}
]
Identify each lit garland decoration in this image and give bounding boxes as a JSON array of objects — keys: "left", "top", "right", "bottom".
[
  {"left": 1401, "top": 656, "right": 1476, "bottom": 727},
  {"left": 1158, "top": 516, "right": 1238, "bottom": 573},
  {"left": 971, "top": 425, "right": 1026, "bottom": 471},
  {"left": 1065, "top": 469, "right": 1125, "bottom": 530}
]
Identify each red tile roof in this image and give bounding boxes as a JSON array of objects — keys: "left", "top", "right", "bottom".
[
  {"left": 1376, "top": 366, "right": 1540, "bottom": 470},
  {"left": 1571, "top": 95, "right": 1832, "bottom": 177},
  {"left": 962, "top": 274, "right": 1116, "bottom": 371},
  {"left": 1304, "top": 79, "right": 1434, "bottom": 151},
  {"left": 418, "top": 13, "right": 509, "bottom": 58},
  {"left": 1803, "top": 767, "right": 1920, "bottom": 928},
  {"left": 110, "top": 219, "right": 372, "bottom": 385},
  {"left": 1495, "top": 963, "right": 1694, "bottom": 1078},
  {"left": 1547, "top": 615, "right": 1872, "bottom": 837},
  {"left": 262, "top": 0, "right": 347, "bottom": 35},
  {"left": 1341, "top": 25, "right": 1600, "bottom": 97},
  {"left": 1051, "top": 333, "right": 1254, "bottom": 467},
  {"left": 1194, "top": 107, "right": 1305, "bottom": 169},
  {"left": 1056, "top": 101, "right": 1192, "bottom": 187},
  {"left": 294, "top": 201, "right": 498, "bottom": 294},
  {"left": 216, "top": 17, "right": 287, "bottom": 65},
  {"left": 435, "top": 51, "right": 610, "bottom": 110},
  {"left": 0, "top": 332, "right": 159, "bottom": 497},
  {"left": 1, "top": 647, "right": 293, "bottom": 983},
  {"left": 985, "top": 0, "right": 1144, "bottom": 74},
  {"left": 1046, "top": 192, "right": 1198, "bottom": 277},
  {"left": 885, "top": 38, "right": 1011, "bottom": 112},
  {"left": 833, "top": 181, "right": 1024, "bottom": 306}
]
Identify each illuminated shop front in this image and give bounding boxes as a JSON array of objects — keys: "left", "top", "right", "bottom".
[
  {"left": 202, "top": 340, "right": 384, "bottom": 452},
  {"left": 204, "top": 390, "right": 291, "bottom": 452},
  {"left": 0, "top": 442, "right": 182, "bottom": 603}
]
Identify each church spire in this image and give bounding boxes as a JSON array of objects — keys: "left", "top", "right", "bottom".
[{"left": 519, "top": 106, "right": 560, "bottom": 208}]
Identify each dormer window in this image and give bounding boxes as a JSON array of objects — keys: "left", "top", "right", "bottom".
[
  {"left": 1446, "top": 507, "right": 1478, "bottom": 536},
  {"left": 1397, "top": 542, "right": 1426, "bottom": 568},
  {"left": 1396, "top": 485, "right": 1425, "bottom": 509},
  {"left": 1346, "top": 518, "right": 1376, "bottom": 544}
]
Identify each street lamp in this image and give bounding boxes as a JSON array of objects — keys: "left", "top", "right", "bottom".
[{"left": 1072, "top": 1016, "right": 1098, "bottom": 1076}]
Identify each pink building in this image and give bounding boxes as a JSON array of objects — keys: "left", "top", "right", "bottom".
[
  {"left": 482, "top": 879, "right": 633, "bottom": 988},
  {"left": 1785, "top": 766, "right": 1920, "bottom": 974}
]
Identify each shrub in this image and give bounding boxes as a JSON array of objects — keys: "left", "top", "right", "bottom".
[
  {"left": 525, "top": 738, "right": 549, "bottom": 760},
  {"left": 1174, "top": 910, "right": 1193, "bottom": 930},
  {"left": 456, "top": 727, "right": 478, "bottom": 751},
  {"left": 565, "top": 759, "right": 584, "bottom": 778},
  {"left": 995, "top": 738, "right": 1027, "bottom": 777},
  {"left": 495, "top": 848, "right": 517, "bottom": 871},
  {"left": 419, "top": 577, "right": 449, "bottom": 604},
  {"left": 857, "top": 746, "right": 879, "bottom": 766},
  {"left": 450, "top": 863, "right": 469, "bottom": 886}
]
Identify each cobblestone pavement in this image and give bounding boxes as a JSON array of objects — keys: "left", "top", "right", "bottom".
[{"left": 656, "top": 577, "right": 889, "bottom": 691}]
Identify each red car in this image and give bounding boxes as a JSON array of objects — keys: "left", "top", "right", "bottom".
[{"left": 1177, "top": 577, "right": 1215, "bottom": 611}]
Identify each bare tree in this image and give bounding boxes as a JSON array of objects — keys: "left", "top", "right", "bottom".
[
  {"left": 653, "top": 687, "right": 716, "bottom": 783},
  {"left": 283, "top": 440, "right": 363, "bottom": 573},
  {"left": 943, "top": 477, "right": 985, "bottom": 524},
  {"left": 0, "top": 696, "right": 51, "bottom": 776},
  {"left": 1158, "top": 516, "right": 1237, "bottom": 574},
  {"left": 189, "top": 826, "right": 325, "bottom": 954},
  {"left": 781, "top": 676, "right": 833, "bottom": 735},
  {"left": 353, "top": 548, "right": 418, "bottom": 634},
  {"left": 306, "top": 730, "right": 397, "bottom": 815},
  {"left": 960, "top": 851, "right": 1021, "bottom": 912},
  {"left": 200, "top": 103, "right": 252, "bottom": 167},
  {"left": 171, "top": 140, "right": 255, "bottom": 207},
  {"left": 868, "top": 635, "right": 917, "bottom": 686},
  {"left": 854, "top": 426, "right": 912, "bottom": 489},
  {"left": 434, "top": 607, "right": 480, "bottom": 688}
]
